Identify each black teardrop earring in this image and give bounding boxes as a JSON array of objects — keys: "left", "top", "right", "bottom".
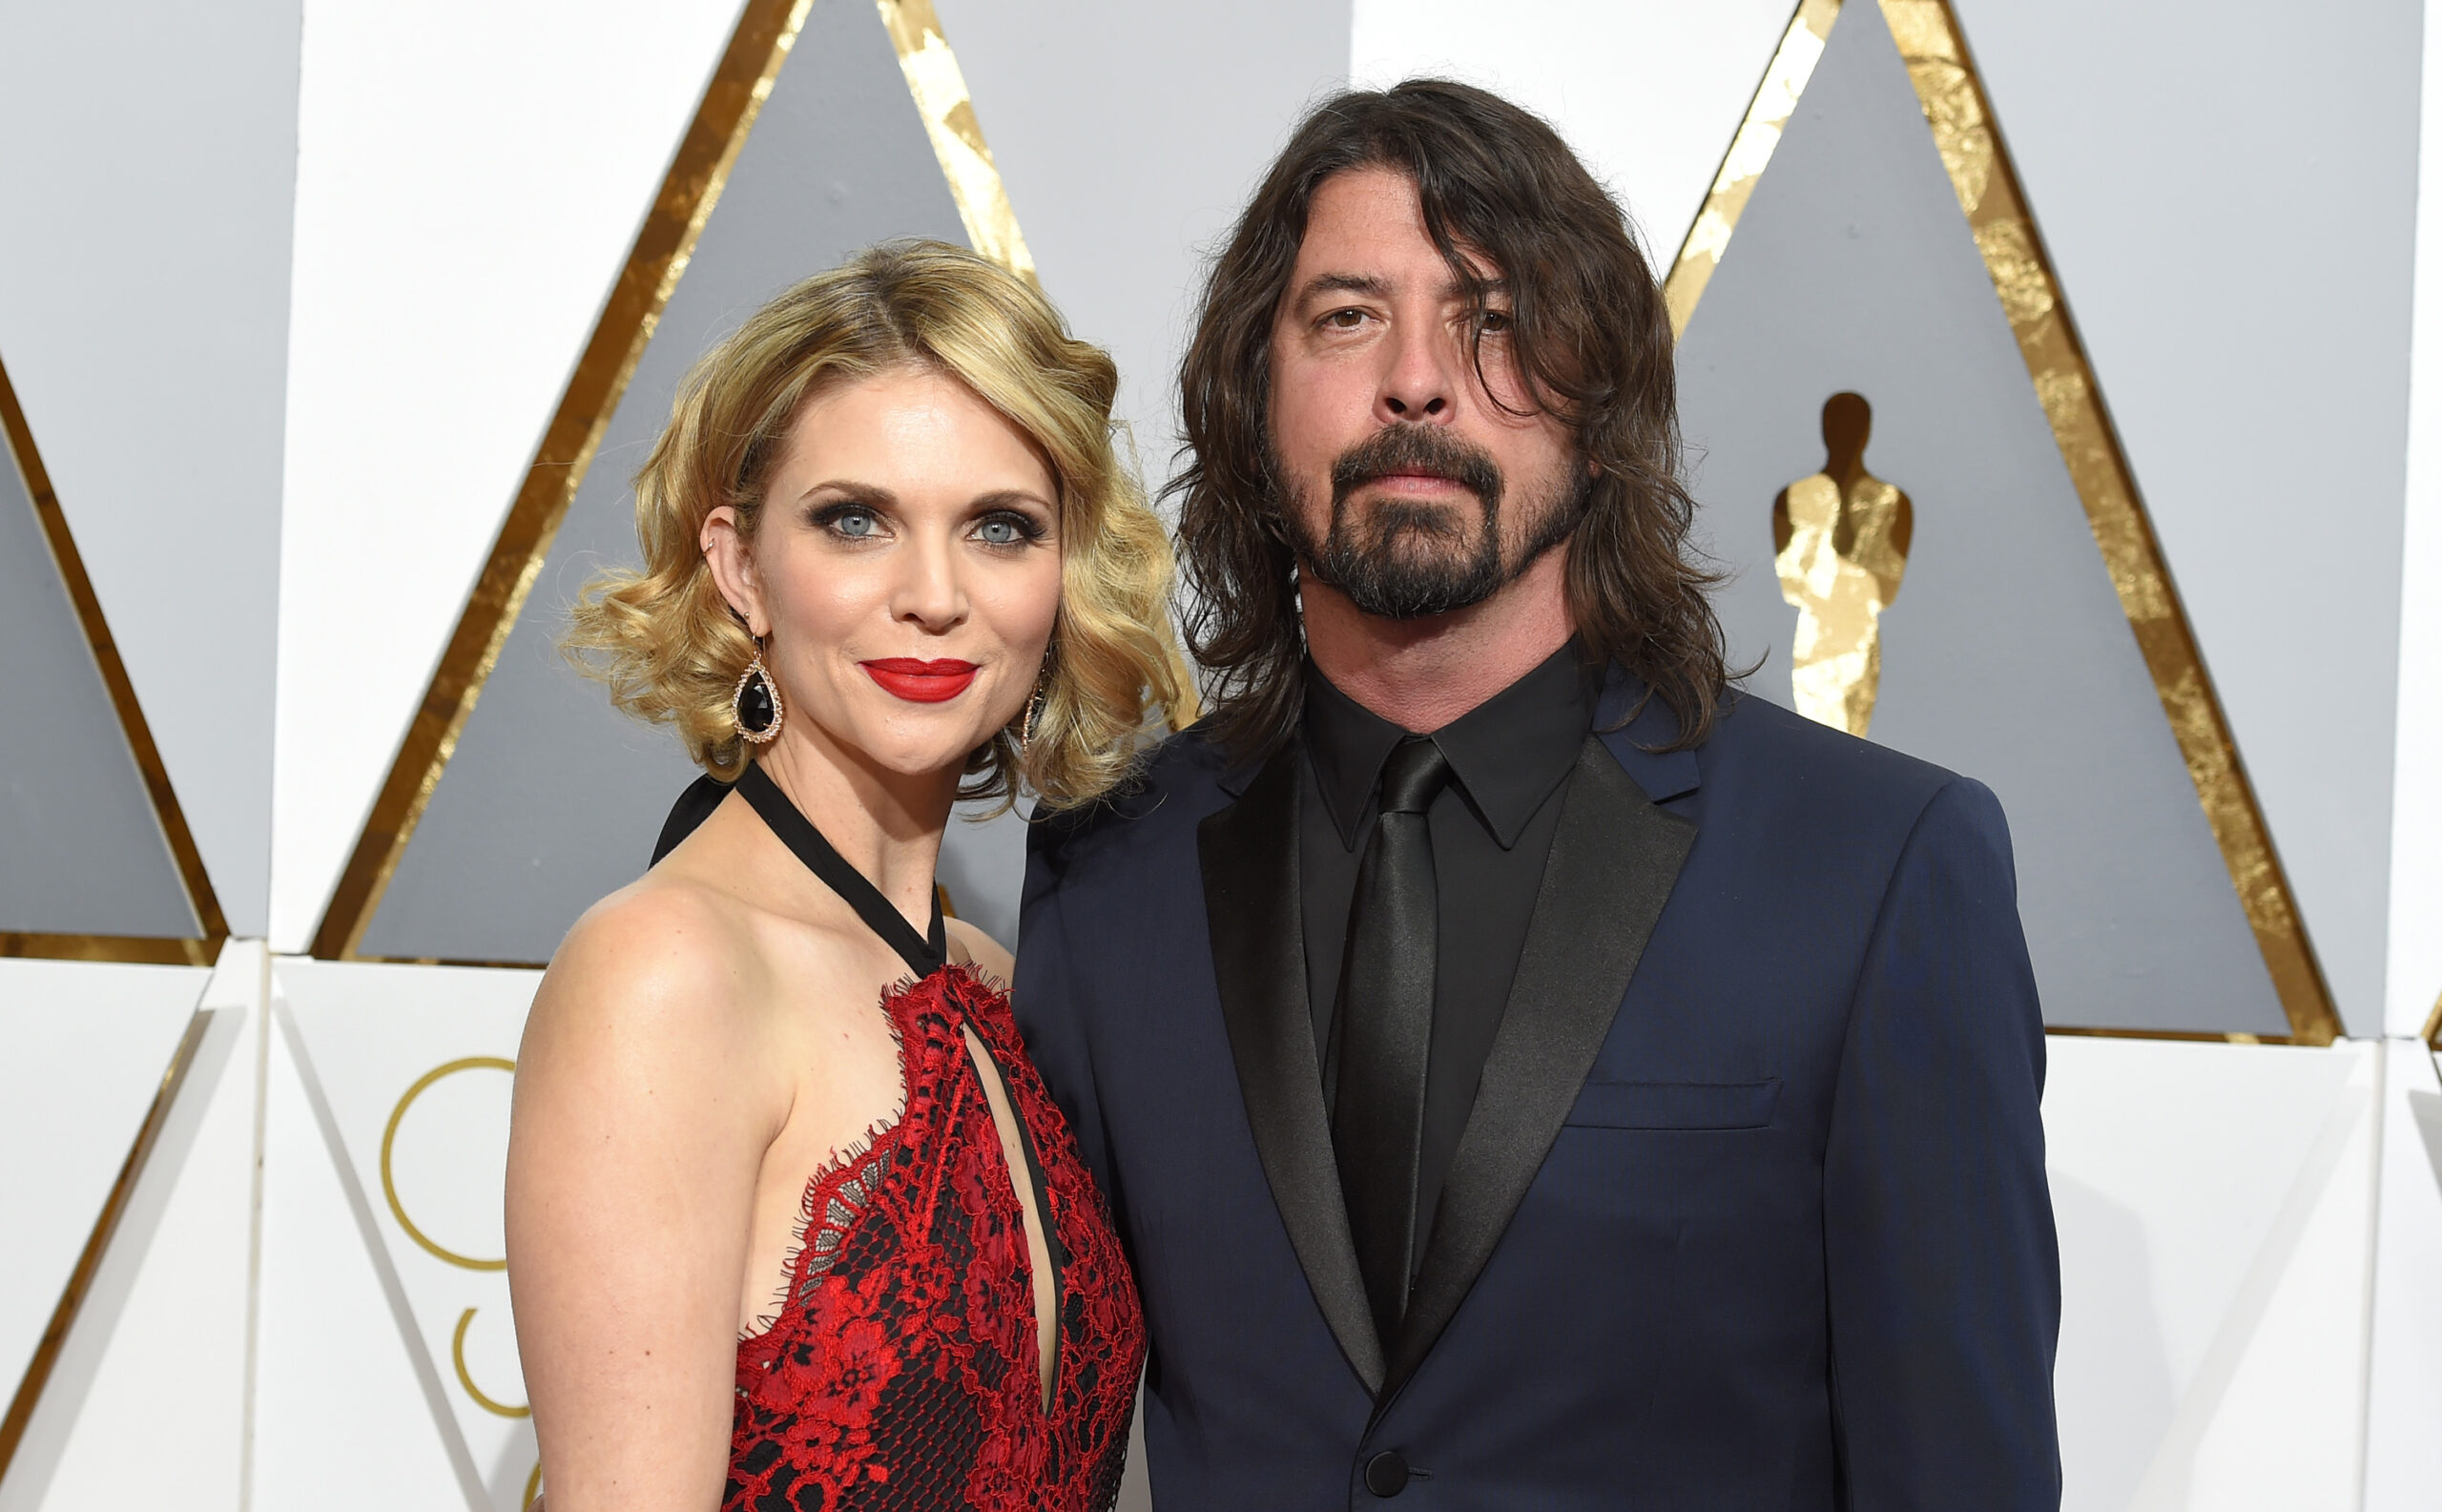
[{"left": 733, "top": 636, "right": 782, "bottom": 744}]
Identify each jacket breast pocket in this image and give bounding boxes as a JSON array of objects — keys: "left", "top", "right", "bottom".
[{"left": 1563, "top": 1078, "right": 1781, "bottom": 1130}]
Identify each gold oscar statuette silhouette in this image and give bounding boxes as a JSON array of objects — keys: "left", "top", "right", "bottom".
[{"left": 1773, "top": 392, "right": 1913, "bottom": 736}]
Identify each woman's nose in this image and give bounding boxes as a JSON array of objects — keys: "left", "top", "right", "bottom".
[{"left": 889, "top": 534, "right": 968, "bottom": 631}]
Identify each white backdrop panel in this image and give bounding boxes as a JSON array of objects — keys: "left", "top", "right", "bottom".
[
  {"left": 270, "top": 0, "right": 744, "bottom": 950},
  {"left": 255, "top": 1001, "right": 497, "bottom": 1512},
  {"left": 10, "top": 946, "right": 263, "bottom": 1512},
  {"left": 274, "top": 960, "right": 541, "bottom": 1507},
  {"left": 2388, "top": 0, "right": 2442, "bottom": 1036},
  {"left": 0, "top": 962, "right": 207, "bottom": 1422},
  {"left": 2362, "top": 1044, "right": 2442, "bottom": 1511},
  {"left": 1349, "top": 0, "right": 1794, "bottom": 268},
  {"left": 2044, "top": 1036, "right": 2378, "bottom": 1512}
]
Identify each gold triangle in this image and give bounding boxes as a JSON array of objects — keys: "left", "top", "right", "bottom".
[
  {"left": 0, "top": 356, "right": 225, "bottom": 964},
  {"left": 1663, "top": 0, "right": 2338, "bottom": 1045},
  {"left": 311, "top": 0, "right": 1045, "bottom": 961}
]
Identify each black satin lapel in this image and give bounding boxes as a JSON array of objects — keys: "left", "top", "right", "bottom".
[
  {"left": 1197, "top": 744, "right": 1386, "bottom": 1392},
  {"left": 1385, "top": 737, "right": 1695, "bottom": 1399}
]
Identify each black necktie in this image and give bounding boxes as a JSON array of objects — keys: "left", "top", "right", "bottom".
[{"left": 1330, "top": 735, "right": 1451, "bottom": 1347}]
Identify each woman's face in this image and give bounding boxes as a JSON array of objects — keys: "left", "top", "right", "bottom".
[{"left": 705, "top": 365, "right": 1063, "bottom": 785}]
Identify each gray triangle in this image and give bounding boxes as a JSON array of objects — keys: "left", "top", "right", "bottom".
[
  {"left": 1673, "top": 0, "right": 2287, "bottom": 1036},
  {"left": 361, "top": 0, "right": 970, "bottom": 963},
  {"left": 0, "top": 416, "right": 198, "bottom": 938}
]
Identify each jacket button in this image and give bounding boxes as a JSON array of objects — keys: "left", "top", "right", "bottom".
[{"left": 1364, "top": 1450, "right": 1410, "bottom": 1497}]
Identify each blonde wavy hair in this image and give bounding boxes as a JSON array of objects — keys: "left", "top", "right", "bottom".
[{"left": 565, "top": 239, "right": 1188, "bottom": 809}]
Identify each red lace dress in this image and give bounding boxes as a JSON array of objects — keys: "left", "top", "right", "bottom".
[{"left": 726, "top": 964, "right": 1145, "bottom": 1511}]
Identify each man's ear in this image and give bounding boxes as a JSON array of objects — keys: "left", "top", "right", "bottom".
[{"left": 701, "top": 506, "right": 766, "bottom": 637}]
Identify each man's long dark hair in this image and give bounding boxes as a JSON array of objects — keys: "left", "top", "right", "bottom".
[{"left": 1169, "top": 79, "right": 1728, "bottom": 758}]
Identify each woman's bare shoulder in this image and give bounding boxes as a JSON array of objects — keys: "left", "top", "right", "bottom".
[
  {"left": 943, "top": 916, "right": 1014, "bottom": 983},
  {"left": 525, "top": 873, "right": 776, "bottom": 1072}
]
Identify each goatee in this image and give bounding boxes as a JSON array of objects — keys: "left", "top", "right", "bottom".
[{"left": 1280, "top": 424, "right": 1583, "bottom": 620}]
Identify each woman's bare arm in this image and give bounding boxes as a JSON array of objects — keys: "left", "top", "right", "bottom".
[{"left": 507, "top": 887, "right": 780, "bottom": 1512}]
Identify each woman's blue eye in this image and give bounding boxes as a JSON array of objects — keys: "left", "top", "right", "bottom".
[
  {"left": 831, "top": 508, "right": 877, "bottom": 538},
  {"left": 975, "top": 515, "right": 1032, "bottom": 547}
]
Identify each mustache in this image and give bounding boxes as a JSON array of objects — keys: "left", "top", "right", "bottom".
[{"left": 1329, "top": 425, "right": 1502, "bottom": 507}]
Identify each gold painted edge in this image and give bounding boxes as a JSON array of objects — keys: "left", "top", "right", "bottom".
[
  {"left": 876, "top": 0, "right": 1038, "bottom": 288},
  {"left": 2421, "top": 989, "right": 2441, "bottom": 1051},
  {"left": 1874, "top": 0, "right": 2341, "bottom": 1045},
  {"left": 1661, "top": 0, "right": 1846, "bottom": 339},
  {"left": 2045, "top": 1025, "right": 2284, "bottom": 1046},
  {"left": 0, "top": 1007, "right": 213, "bottom": 1480},
  {"left": 870, "top": 0, "right": 1202, "bottom": 729},
  {"left": 0, "top": 355, "right": 226, "bottom": 958},
  {"left": 309, "top": 0, "right": 817, "bottom": 960},
  {"left": 1658, "top": 0, "right": 2340, "bottom": 1043},
  {"left": 1, "top": 933, "right": 216, "bottom": 967}
]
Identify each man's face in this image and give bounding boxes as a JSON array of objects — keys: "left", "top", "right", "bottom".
[{"left": 1267, "top": 166, "right": 1583, "bottom": 620}]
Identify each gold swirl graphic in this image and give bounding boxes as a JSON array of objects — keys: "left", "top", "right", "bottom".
[
  {"left": 382, "top": 1056, "right": 515, "bottom": 1270},
  {"left": 451, "top": 1306, "right": 530, "bottom": 1419}
]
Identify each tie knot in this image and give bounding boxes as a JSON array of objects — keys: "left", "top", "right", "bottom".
[{"left": 1378, "top": 737, "right": 1452, "bottom": 816}]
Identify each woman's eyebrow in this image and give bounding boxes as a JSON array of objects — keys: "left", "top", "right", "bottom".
[
  {"left": 797, "top": 479, "right": 899, "bottom": 507},
  {"left": 967, "top": 487, "right": 1055, "bottom": 512}
]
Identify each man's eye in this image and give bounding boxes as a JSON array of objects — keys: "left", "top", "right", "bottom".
[
  {"left": 1322, "top": 308, "right": 1367, "bottom": 330},
  {"left": 1479, "top": 308, "right": 1514, "bottom": 334}
]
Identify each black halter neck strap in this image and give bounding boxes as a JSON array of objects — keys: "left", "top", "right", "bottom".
[{"left": 735, "top": 763, "right": 947, "bottom": 980}]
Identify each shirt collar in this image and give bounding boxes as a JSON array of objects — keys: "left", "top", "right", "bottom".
[{"left": 1302, "top": 641, "right": 1598, "bottom": 851}]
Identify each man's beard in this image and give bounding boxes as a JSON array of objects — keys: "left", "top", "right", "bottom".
[{"left": 1275, "top": 423, "right": 1583, "bottom": 620}]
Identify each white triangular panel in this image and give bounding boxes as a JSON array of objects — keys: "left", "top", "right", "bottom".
[
  {"left": 253, "top": 1008, "right": 486, "bottom": 1512},
  {"left": 348, "top": 0, "right": 971, "bottom": 965},
  {"left": 0, "top": 961, "right": 206, "bottom": 1401},
  {"left": 13, "top": 946, "right": 262, "bottom": 1512},
  {"left": 2166, "top": 1050, "right": 2374, "bottom": 1509},
  {"left": 2362, "top": 1044, "right": 2442, "bottom": 1512},
  {"left": 1348, "top": 0, "right": 1793, "bottom": 261},
  {"left": 2044, "top": 1036, "right": 2374, "bottom": 1511},
  {"left": 270, "top": 0, "right": 744, "bottom": 951},
  {"left": 273, "top": 959, "right": 542, "bottom": 1505}
]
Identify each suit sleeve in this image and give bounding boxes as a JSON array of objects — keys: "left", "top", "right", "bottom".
[
  {"left": 1823, "top": 776, "right": 2060, "bottom": 1508},
  {"left": 1012, "top": 810, "right": 1120, "bottom": 1216}
]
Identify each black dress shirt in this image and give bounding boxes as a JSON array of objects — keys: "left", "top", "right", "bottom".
[{"left": 1298, "top": 642, "right": 1599, "bottom": 1267}]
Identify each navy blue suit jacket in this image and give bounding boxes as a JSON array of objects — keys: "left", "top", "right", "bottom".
[{"left": 1015, "top": 673, "right": 2060, "bottom": 1509}]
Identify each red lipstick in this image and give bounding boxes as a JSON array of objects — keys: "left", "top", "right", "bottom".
[{"left": 860, "top": 657, "right": 979, "bottom": 703}]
